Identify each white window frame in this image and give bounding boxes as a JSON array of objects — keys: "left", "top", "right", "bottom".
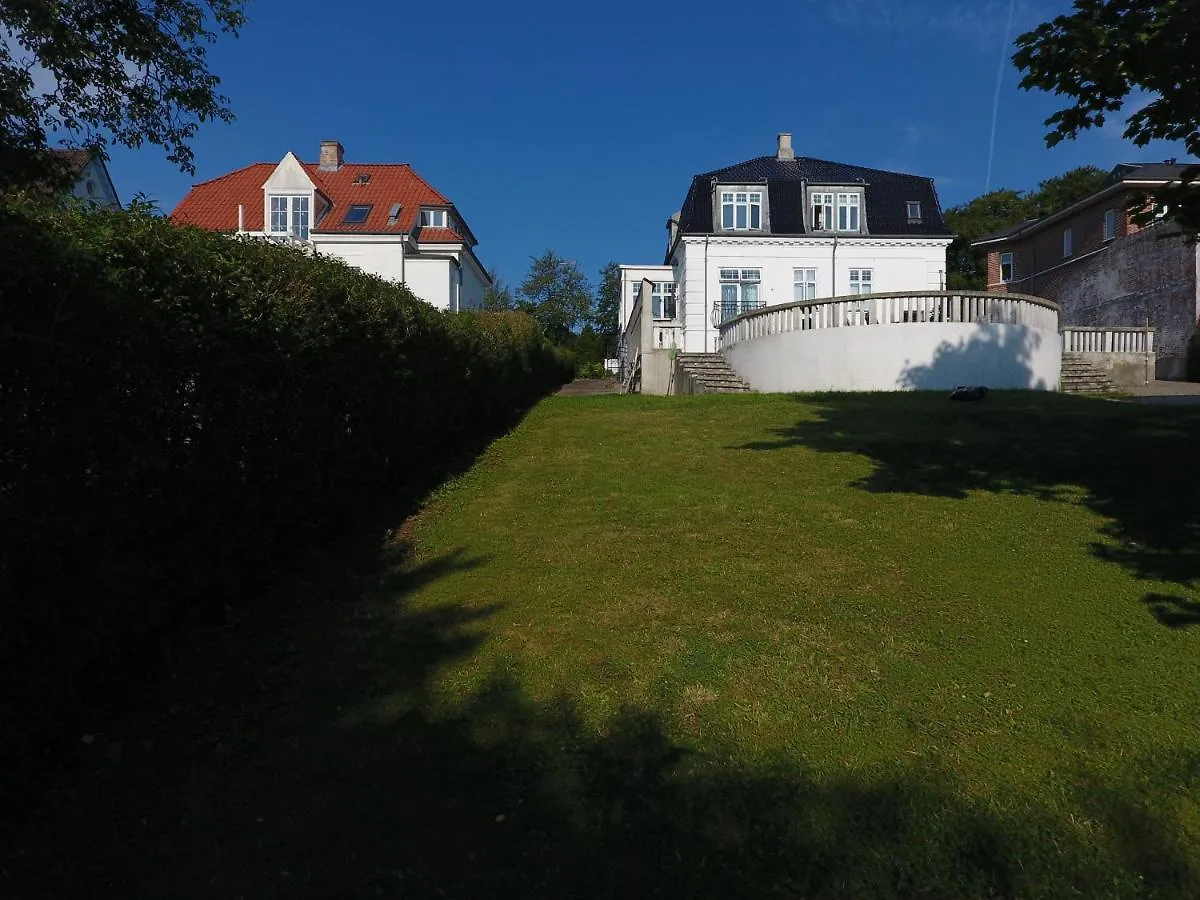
[
  {"left": 907, "top": 200, "right": 922, "bottom": 222},
  {"left": 650, "top": 282, "right": 677, "bottom": 320},
  {"left": 718, "top": 268, "right": 762, "bottom": 319},
  {"left": 421, "top": 208, "right": 448, "bottom": 228},
  {"left": 1104, "top": 208, "right": 1116, "bottom": 241},
  {"left": 999, "top": 251, "right": 1013, "bottom": 283},
  {"left": 793, "top": 268, "right": 817, "bottom": 302},
  {"left": 836, "top": 193, "right": 861, "bottom": 231},
  {"left": 268, "top": 194, "right": 310, "bottom": 240},
  {"left": 811, "top": 192, "right": 834, "bottom": 231},
  {"left": 1063, "top": 227, "right": 1073, "bottom": 258},
  {"left": 848, "top": 268, "right": 873, "bottom": 295},
  {"left": 720, "top": 190, "right": 763, "bottom": 231}
]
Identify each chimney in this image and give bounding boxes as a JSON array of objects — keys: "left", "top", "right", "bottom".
[
  {"left": 777, "top": 132, "right": 794, "bottom": 161},
  {"left": 319, "top": 140, "right": 344, "bottom": 172}
]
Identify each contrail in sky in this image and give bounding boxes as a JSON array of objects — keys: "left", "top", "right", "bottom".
[{"left": 986, "top": 0, "right": 1019, "bottom": 192}]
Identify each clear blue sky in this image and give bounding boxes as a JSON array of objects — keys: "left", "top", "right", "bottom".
[{"left": 107, "top": 0, "right": 1191, "bottom": 292}]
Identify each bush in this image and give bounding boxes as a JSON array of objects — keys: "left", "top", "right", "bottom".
[{"left": 0, "top": 197, "right": 570, "bottom": 781}]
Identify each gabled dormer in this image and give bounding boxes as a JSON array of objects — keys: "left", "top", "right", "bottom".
[
  {"left": 712, "top": 184, "right": 770, "bottom": 234},
  {"left": 262, "top": 151, "right": 318, "bottom": 240}
]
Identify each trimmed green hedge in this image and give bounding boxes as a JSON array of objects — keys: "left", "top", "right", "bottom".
[{"left": 0, "top": 197, "right": 570, "bottom": 775}]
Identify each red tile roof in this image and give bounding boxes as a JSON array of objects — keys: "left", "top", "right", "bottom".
[
  {"left": 170, "top": 158, "right": 472, "bottom": 241},
  {"left": 416, "top": 226, "right": 466, "bottom": 244},
  {"left": 50, "top": 148, "right": 95, "bottom": 173}
]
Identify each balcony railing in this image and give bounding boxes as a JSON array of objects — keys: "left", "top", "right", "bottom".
[
  {"left": 712, "top": 299, "right": 767, "bottom": 326},
  {"left": 719, "top": 291, "right": 1061, "bottom": 352}
]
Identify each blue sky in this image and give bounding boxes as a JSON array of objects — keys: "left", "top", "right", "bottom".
[{"left": 104, "top": 0, "right": 1192, "bottom": 292}]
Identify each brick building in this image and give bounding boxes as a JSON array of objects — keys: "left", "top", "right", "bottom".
[{"left": 973, "top": 163, "right": 1198, "bottom": 379}]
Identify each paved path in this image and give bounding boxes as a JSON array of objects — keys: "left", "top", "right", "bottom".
[
  {"left": 556, "top": 378, "right": 625, "bottom": 397},
  {"left": 1123, "top": 380, "right": 1200, "bottom": 406}
]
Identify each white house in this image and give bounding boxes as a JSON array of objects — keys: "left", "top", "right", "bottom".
[
  {"left": 621, "top": 134, "right": 954, "bottom": 353},
  {"left": 53, "top": 148, "right": 120, "bottom": 209},
  {"left": 171, "top": 141, "right": 490, "bottom": 311}
]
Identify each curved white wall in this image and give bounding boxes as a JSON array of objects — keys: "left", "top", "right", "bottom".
[{"left": 725, "top": 322, "right": 1061, "bottom": 392}]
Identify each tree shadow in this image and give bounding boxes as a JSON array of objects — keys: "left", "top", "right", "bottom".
[
  {"left": 733, "top": 392, "right": 1200, "bottom": 626},
  {"left": 4, "top": 528, "right": 1197, "bottom": 898},
  {"left": 1143, "top": 593, "right": 1200, "bottom": 629},
  {"left": 898, "top": 323, "right": 1046, "bottom": 390}
]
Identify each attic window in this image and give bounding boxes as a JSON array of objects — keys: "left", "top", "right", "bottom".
[
  {"left": 907, "top": 201, "right": 922, "bottom": 223},
  {"left": 342, "top": 204, "right": 372, "bottom": 224},
  {"left": 387, "top": 202, "right": 401, "bottom": 227},
  {"left": 351, "top": 173, "right": 371, "bottom": 185},
  {"left": 420, "top": 209, "right": 447, "bottom": 228}
]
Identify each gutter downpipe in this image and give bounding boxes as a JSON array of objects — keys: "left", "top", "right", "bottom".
[{"left": 831, "top": 233, "right": 839, "bottom": 299}]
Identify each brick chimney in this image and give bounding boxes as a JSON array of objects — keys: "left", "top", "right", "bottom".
[
  {"left": 777, "top": 132, "right": 794, "bottom": 161},
  {"left": 319, "top": 140, "right": 344, "bottom": 172}
]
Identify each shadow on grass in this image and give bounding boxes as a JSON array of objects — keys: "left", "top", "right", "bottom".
[
  {"left": 733, "top": 392, "right": 1200, "bottom": 627},
  {"left": 4, "top": 529, "right": 1198, "bottom": 898}
]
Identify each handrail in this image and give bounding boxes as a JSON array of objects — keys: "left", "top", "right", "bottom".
[{"left": 719, "top": 291, "right": 1061, "bottom": 352}]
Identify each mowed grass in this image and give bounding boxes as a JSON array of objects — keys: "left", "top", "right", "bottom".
[{"left": 7, "top": 391, "right": 1200, "bottom": 898}]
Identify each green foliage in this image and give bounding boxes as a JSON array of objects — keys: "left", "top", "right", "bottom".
[
  {"left": 944, "top": 167, "right": 1114, "bottom": 288},
  {"left": 1014, "top": 1, "right": 1200, "bottom": 236},
  {"left": 482, "top": 268, "right": 514, "bottom": 311},
  {"left": 593, "top": 262, "right": 621, "bottom": 355},
  {"left": 517, "top": 250, "right": 592, "bottom": 345},
  {"left": 0, "top": 0, "right": 245, "bottom": 188},
  {"left": 0, "top": 195, "right": 570, "bottom": 776}
]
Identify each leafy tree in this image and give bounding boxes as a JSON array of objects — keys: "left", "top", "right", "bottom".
[
  {"left": 944, "top": 189, "right": 1034, "bottom": 289},
  {"left": 1030, "top": 166, "right": 1111, "bottom": 217},
  {"left": 1014, "top": 1, "right": 1200, "bottom": 234},
  {"left": 593, "top": 262, "right": 620, "bottom": 356},
  {"left": 0, "top": 0, "right": 246, "bottom": 189},
  {"left": 483, "top": 268, "right": 514, "bottom": 311},
  {"left": 517, "top": 251, "right": 592, "bottom": 345}
]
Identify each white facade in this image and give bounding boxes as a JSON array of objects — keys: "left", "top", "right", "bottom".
[
  {"left": 241, "top": 152, "right": 487, "bottom": 312},
  {"left": 69, "top": 156, "right": 120, "bottom": 210},
  {"left": 621, "top": 235, "right": 951, "bottom": 354}
]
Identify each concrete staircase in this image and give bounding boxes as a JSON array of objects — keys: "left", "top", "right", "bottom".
[
  {"left": 676, "top": 353, "right": 753, "bottom": 393},
  {"left": 1060, "top": 352, "right": 1115, "bottom": 394}
]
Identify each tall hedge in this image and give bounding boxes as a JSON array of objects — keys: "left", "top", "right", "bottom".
[{"left": 0, "top": 197, "right": 571, "bottom": 778}]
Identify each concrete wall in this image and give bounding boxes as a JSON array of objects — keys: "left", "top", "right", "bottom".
[
  {"left": 460, "top": 255, "right": 488, "bottom": 311},
  {"left": 618, "top": 264, "right": 673, "bottom": 333},
  {"left": 725, "top": 322, "right": 1061, "bottom": 393}
]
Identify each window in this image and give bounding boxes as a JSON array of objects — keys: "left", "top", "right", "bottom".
[
  {"left": 848, "top": 269, "right": 873, "bottom": 295},
  {"left": 793, "top": 268, "right": 817, "bottom": 302},
  {"left": 650, "top": 282, "right": 677, "bottom": 320},
  {"left": 1063, "top": 227, "right": 1073, "bottom": 258},
  {"left": 907, "top": 201, "right": 922, "bottom": 222},
  {"left": 352, "top": 173, "right": 371, "bottom": 185},
  {"left": 1000, "top": 252, "right": 1013, "bottom": 283},
  {"left": 342, "top": 204, "right": 372, "bottom": 225},
  {"left": 720, "top": 190, "right": 763, "bottom": 230},
  {"left": 269, "top": 195, "right": 310, "bottom": 239},
  {"left": 812, "top": 192, "right": 834, "bottom": 230},
  {"left": 420, "top": 209, "right": 447, "bottom": 227},
  {"left": 1104, "top": 208, "right": 1116, "bottom": 241},
  {"left": 836, "top": 193, "right": 861, "bottom": 231},
  {"left": 718, "top": 268, "right": 761, "bottom": 321}
]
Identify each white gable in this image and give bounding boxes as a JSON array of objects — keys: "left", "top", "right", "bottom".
[{"left": 262, "top": 152, "right": 314, "bottom": 191}]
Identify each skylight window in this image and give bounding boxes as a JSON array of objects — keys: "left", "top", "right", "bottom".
[
  {"left": 352, "top": 173, "right": 371, "bottom": 185},
  {"left": 342, "top": 204, "right": 372, "bottom": 224}
]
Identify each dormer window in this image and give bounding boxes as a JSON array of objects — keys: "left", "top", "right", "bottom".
[
  {"left": 420, "top": 209, "right": 447, "bottom": 227},
  {"left": 720, "top": 190, "right": 762, "bottom": 230},
  {"left": 269, "top": 195, "right": 310, "bottom": 240},
  {"left": 812, "top": 189, "right": 864, "bottom": 232}
]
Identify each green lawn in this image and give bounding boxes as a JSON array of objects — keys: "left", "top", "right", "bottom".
[{"left": 7, "top": 392, "right": 1200, "bottom": 898}]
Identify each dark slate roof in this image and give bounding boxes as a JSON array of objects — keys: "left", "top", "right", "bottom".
[
  {"left": 974, "top": 218, "right": 1039, "bottom": 244},
  {"left": 676, "top": 155, "right": 953, "bottom": 240},
  {"left": 1108, "top": 162, "right": 1199, "bottom": 184}
]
